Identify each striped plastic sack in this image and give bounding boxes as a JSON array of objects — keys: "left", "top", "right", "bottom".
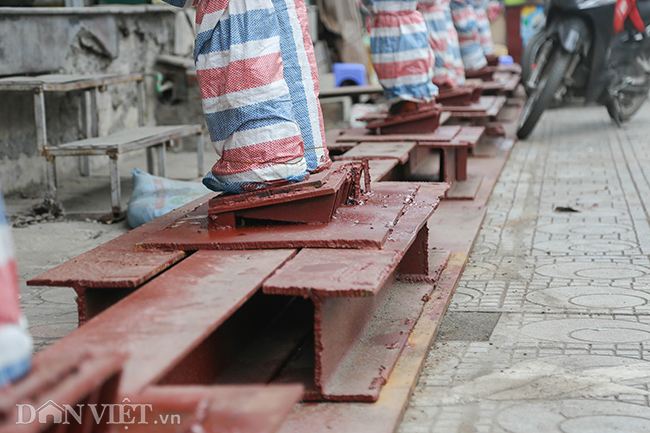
[
  {"left": 166, "top": 0, "right": 329, "bottom": 194},
  {"left": 442, "top": 0, "right": 466, "bottom": 86},
  {"left": 0, "top": 186, "right": 32, "bottom": 388},
  {"left": 470, "top": 0, "right": 495, "bottom": 56},
  {"left": 450, "top": 0, "right": 487, "bottom": 71},
  {"left": 418, "top": 0, "right": 461, "bottom": 87},
  {"left": 366, "top": 0, "right": 438, "bottom": 104}
]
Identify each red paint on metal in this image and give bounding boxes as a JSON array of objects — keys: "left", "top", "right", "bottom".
[
  {"left": 210, "top": 171, "right": 328, "bottom": 210},
  {"left": 27, "top": 194, "right": 218, "bottom": 290},
  {"left": 334, "top": 141, "right": 417, "bottom": 164},
  {"left": 446, "top": 96, "right": 507, "bottom": 119},
  {"left": 35, "top": 250, "right": 296, "bottom": 396},
  {"left": 336, "top": 125, "right": 462, "bottom": 143},
  {"left": 0, "top": 352, "right": 124, "bottom": 433},
  {"left": 262, "top": 182, "right": 449, "bottom": 401},
  {"left": 397, "top": 225, "right": 429, "bottom": 278},
  {"left": 465, "top": 67, "right": 496, "bottom": 81},
  {"left": 368, "top": 159, "right": 400, "bottom": 182},
  {"left": 208, "top": 163, "right": 370, "bottom": 227},
  {"left": 436, "top": 88, "right": 474, "bottom": 106},
  {"left": 135, "top": 183, "right": 419, "bottom": 251},
  {"left": 119, "top": 384, "right": 303, "bottom": 433},
  {"left": 313, "top": 250, "right": 451, "bottom": 402},
  {"left": 365, "top": 105, "right": 443, "bottom": 134},
  {"left": 264, "top": 249, "right": 404, "bottom": 297}
]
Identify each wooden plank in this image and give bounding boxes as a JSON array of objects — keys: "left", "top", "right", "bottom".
[
  {"left": 135, "top": 183, "right": 421, "bottom": 251},
  {"left": 0, "top": 73, "right": 143, "bottom": 92},
  {"left": 336, "top": 125, "right": 461, "bottom": 143},
  {"left": 121, "top": 385, "right": 304, "bottom": 433},
  {"left": 334, "top": 141, "right": 416, "bottom": 164},
  {"left": 50, "top": 125, "right": 203, "bottom": 155},
  {"left": 27, "top": 194, "right": 217, "bottom": 289},
  {"left": 37, "top": 250, "right": 297, "bottom": 396}
]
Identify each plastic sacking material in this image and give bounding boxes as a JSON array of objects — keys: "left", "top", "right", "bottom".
[
  {"left": 164, "top": 0, "right": 330, "bottom": 194},
  {"left": 470, "top": 0, "right": 495, "bottom": 56},
  {"left": 450, "top": 0, "right": 488, "bottom": 71},
  {"left": 418, "top": 0, "right": 463, "bottom": 87},
  {"left": 127, "top": 169, "right": 210, "bottom": 229},
  {"left": 0, "top": 185, "right": 32, "bottom": 389},
  {"left": 366, "top": 0, "right": 438, "bottom": 104}
]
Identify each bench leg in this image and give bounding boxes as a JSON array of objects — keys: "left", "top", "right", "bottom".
[
  {"left": 109, "top": 154, "right": 121, "bottom": 217},
  {"left": 146, "top": 147, "right": 156, "bottom": 174},
  {"left": 34, "top": 89, "right": 58, "bottom": 200},
  {"left": 157, "top": 142, "right": 167, "bottom": 178},
  {"left": 197, "top": 132, "right": 205, "bottom": 177},
  {"left": 45, "top": 155, "right": 57, "bottom": 201}
]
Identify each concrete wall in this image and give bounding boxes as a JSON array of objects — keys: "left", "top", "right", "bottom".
[{"left": 0, "top": 6, "right": 200, "bottom": 195}]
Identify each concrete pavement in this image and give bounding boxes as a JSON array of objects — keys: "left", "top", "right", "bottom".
[{"left": 399, "top": 100, "right": 650, "bottom": 432}]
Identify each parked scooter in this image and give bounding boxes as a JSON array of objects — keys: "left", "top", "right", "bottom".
[{"left": 517, "top": 0, "right": 650, "bottom": 139}]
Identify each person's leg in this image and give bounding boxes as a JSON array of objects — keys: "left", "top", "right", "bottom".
[
  {"left": 450, "top": 0, "right": 487, "bottom": 71},
  {"left": 196, "top": 0, "right": 309, "bottom": 193},
  {"left": 0, "top": 186, "right": 32, "bottom": 389},
  {"left": 369, "top": 2, "right": 438, "bottom": 107},
  {"left": 470, "top": 0, "right": 495, "bottom": 56},
  {"left": 418, "top": 1, "right": 458, "bottom": 88},
  {"left": 271, "top": 0, "right": 331, "bottom": 172}
]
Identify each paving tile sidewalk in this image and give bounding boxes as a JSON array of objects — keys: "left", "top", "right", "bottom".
[{"left": 399, "top": 101, "right": 650, "bottom": 432}]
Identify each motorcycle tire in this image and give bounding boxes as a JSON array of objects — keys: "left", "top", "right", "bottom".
[
  {"left": 606, "top": 62, "right": 649, "bottom": 123},
  {"left": 517, "top": 48, "right": 572, "bottom": 140},
  {"left": 521, "top": 31, "right": 547, "bottom": 96}
]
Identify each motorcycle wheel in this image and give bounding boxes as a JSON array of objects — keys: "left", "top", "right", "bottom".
[
  {"left": 521, "top": 31, "right": 547, "bottom": 96},
  {"left": 517, "top": 47, "right": 572, "bottom": 140},
  {"left": 606, "top": 63, "right": 649, "bottom": 122}
]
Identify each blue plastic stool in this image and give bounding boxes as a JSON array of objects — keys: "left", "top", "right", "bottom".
[
  {"left": 498, "top": 55, "right": 514, "bottom": 65},
  {"left": 333, "top": 63, "right": 367, "bottom": 87}
]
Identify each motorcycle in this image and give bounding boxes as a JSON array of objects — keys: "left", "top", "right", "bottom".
[{"left": 517, "top": 0, "right": 650, "bottom": 139}]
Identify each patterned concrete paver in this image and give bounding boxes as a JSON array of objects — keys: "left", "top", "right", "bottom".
[{"left": 399, "top": 100, "right": 650, "bottom": 432}]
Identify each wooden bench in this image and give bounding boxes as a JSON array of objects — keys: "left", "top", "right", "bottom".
[
  {"left": 0, "top": 73, "right": 205, "bottom": 218},
  {"left": 49, "top": 125, "right": 204, "bottom": 216}
]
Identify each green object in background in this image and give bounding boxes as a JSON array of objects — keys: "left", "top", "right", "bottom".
[{"left": 504, "top": 0, "right": 526, "bottom": 5}]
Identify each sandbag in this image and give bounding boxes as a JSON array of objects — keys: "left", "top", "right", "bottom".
[
  {"left": 367, "top": 0, "right": 438, "bottom": 104},
  {"left": 127, "top": 169, "right": 210, "bottom": 229}
]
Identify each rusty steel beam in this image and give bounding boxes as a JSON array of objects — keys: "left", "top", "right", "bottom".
[
  {"left": 0, "top": 352, "right": 125, "bottom": 433},
  {"left": 135, "top": 182, "right": 417, "bottom": 251},
  {"left": 117, "top": 385, "right": 304, "bottom": 433},
  {"left": 35, "top": 250, "right": 296, "bottom": 396},
  {"left": 263, "top": 183, "right": 450, "bottom": 401},
  {"left": 335, "top": 125, "right": 461, "bottom": 143},
  {"left": 365, "top": 104, "right": 443, "bottom": 134}
]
